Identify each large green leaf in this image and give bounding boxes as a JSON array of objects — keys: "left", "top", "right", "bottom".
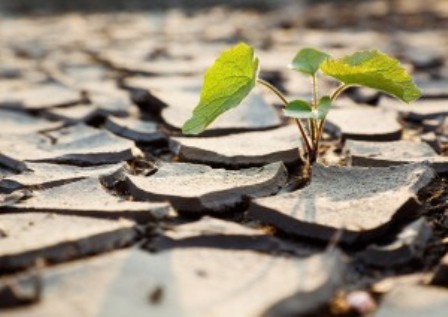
[
  {"left": 291, "top": 48, "right": 330, "bottom": 76},
  {"left": 284, "top": 97, "right": 331, "bottom": 120},
  {"left": 182, "top": 43, "right": 259, "bottom": 134},
  {"left": 320, "top": 50, "right": 421, "bottom": 103}
]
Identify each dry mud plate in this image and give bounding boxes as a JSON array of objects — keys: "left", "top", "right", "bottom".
[{"left": 0, "top": 1, "right": 448, "bottom": 316}]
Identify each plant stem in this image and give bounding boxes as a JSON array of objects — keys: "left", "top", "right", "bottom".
[
  {"left": 315, "top": 83, "right": 352, "bottom": 149},
  {"left": 257, "top": 78, "right": 289, "bottom": 106},
  {"left": 330, "top": 83, "right": 351, "bottom": 102},
  {"left": 312, "top": 75, "right": 318, "bottom": 107},
  {"left": 257, "top": 78, "right": 314, "bottom": 162},
  {"left": 309, "top": 75, "right": 318, "bottom": 148}
]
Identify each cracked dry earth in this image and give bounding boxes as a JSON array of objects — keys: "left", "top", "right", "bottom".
[{"left": 1, "top": 3, "right": 448, "bottom": 317}]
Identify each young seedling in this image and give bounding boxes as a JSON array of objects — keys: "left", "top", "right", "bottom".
[{"left": 182, "top": 43, "right": 421, "bottom": 171}]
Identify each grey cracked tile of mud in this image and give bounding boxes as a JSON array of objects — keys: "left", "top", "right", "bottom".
[
  {"left": 247, "top": 163, "right": 435, "bottom": 245},
  {"left": 170, "top": 125, "right": 301, "bottom": 168},
  {"left": 87, "top": 88, "right": 139, "bottom": 118},
  {"left": 0, "top": 213, "right": 137, "bottom": 273},
  {"left": 345, "top": 139, "right": 448, "bottom": 175},
  {"left": 357, "top": 218, "right": 433, "bottom": 268},
  {"left": 380, "top": 98, "right": 448, "bottom": 121},
  {"left": 375, "top": 284, "right": 448, "bottom": 317},
  {"left": 324, "top": 106, "right": 402, "bottom": 141},
  {"left": 0, "top": 124, "right": 142, "bottom": 171},
  {"left": 95, "top": 48, "right": 213, "bottom": 76},
  {"left": 150, "top": 216, "right": 314, "bottom": 255},
  {"left": 0, "top": 162, "right": 125, "bottom": 193},
  {"left": 113, "top": 161, "right": 288, "bottom": 214},
  {"left": 432, "top": 253, "right": 448, "bottom": 287},
  {"left": 160, "top": 89, "right": 282, "bottom": 135},
  {"left": 0, "top": 248, "right": 345, "bottom": 317},
  {"left": 414, "top": 80, "right": 448, "bottom": 99},
  {"left": 0, "top": 178, "right": 171, "bottom": 222},
  {"left": 122, "top": 75, "right": 202, "bottom": 93},
  {"left": 0, "top": 109, "right": 62, "bottom": 135},
  {"left": 42, "top": 103, "right": 100, "bottom": 123},
  {"left": 0, "top": 84, "right": 82, "bottom": 111},
  {"left": 105, "top": 116, "right": 166, "bottom": 143}
]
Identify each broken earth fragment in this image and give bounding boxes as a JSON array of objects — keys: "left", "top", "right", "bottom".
[
  {"left": 0, "top": 124, "right": 141, "bottom": 171},
  {"left": 380, "top": 98, "right": 448, "bottom": 121},
  {"left": 324, "top": 106, "right": 402, "bottom": 141},
  {"left": 432, "top": 253, "right": 448, "bottom": 287},
  {"left": 345, "top": 139, "right": 448, "bottom": 175},
  {"left": 0, "top": 84, "right": 83, "bottom": 111},
  {"left": 357, "top": 218, "right": 433, "bottom": 268},
  {"left": 375, "top": 284, "right": 448, "bottom": 317},
  {"left": 248, "top": 163, "right": 435, "bottom": 245},
  {"left": 0, "top": 248, "right": 345, "bottom": 317},
  {"left": 0, "top": 109, "right": 62, "bottom": 135},
  {"left": 0, "top": 162, "right": 125, "bottom": 193},
  {"left": 105, "top": 116, "right": 166, "bottom": 143},
  {"left": 262, "top": 249, "right": 346, "bottom": 317},
  {"left": 0, "top": 213, "right": 137, "bottom": 273},
  {"left": 149, "top": 216, "right": 311, "bottom": 255},
  {"left": 1, "top": 178, "right": 171, "bottom": 222},
  {"left": 170, "top": 125, "right": 301, "bottom": 168},
  {"left": 110, "top": 161, "right": 288, "bottom": 214}
]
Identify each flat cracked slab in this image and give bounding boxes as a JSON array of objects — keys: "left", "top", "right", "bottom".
[
  {"left": 0, "top": 162, "right": 125, "bottom": 193},
  {"left": 160, "top": 89, "right": 282, "bottom": 135},
  {"left": 324, "top": 106, "right": 402, "bottom": 141},
  {"left": 0, "top": 109, "right": 62, "bottom": 135},
  {"left": 112, "top": 161, "right": 288, "bottom": 214},
  {"left": 380, "top": 98, "right": 448, "bottom": 121},
  {"left": 41, "top": 103, "right": 99, "bottom": 123},
  {"left": 375, "top": 284, "right": 448, "bottom": 317},
  {"left": 150, "top": 216, "right": 311, "bottom": 255},
  {"left": 432, "top": 253, "right": 448, "bottom": 287},
  {"left": 0, "top": 84, "right": 82, "bottom": 111},
  {"left": 345, "top": 140, "right": 448, "bottom": 175},
  {"left": 0, "top": 213, "right": 137, "bottom": 272},
  {"left": 1, "top": 248, "right": 345, "bottom": 317},
  {"left": 357, "top": 218, "right": 433, "bottom": 268},
  {"left": 122, "top": 75, "right": 202, "bottom": 93},
  {"left": 1, "top": 178, "right": 171, "bottom": 222},
  {"left": 105, "top": 116, "right": 166, "bottom": 143},
  {"left": 247, "top": 163, "right": 435, "bottom": 245},
  {"left": 170, "top": 125, "right": 302, "bottom": 168},
  {"left": 0, "top": 124, "right": 141, "bottom": 172}
]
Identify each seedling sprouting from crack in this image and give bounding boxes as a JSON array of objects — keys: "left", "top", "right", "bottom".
[{"left": 182, "top": 43, "right": 421, "bottom": 171}]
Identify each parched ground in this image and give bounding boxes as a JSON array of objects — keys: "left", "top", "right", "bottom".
[{"left": 0, "top": 1, "right": 448, "bottom": 316}]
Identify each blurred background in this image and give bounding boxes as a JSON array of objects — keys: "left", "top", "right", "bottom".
[
  {"left": 1, "top": 0, "right": 447, "bottom": 107},
  {"left": 1, "top": 0, "right": 447, "bottom": 31}
]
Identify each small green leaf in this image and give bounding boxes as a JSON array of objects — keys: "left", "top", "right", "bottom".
[
  {"left": 182, "top": 43, "right": 259, "bottom": 135},
  {"left": 284, "top": 99, "right": 316, "bottom": 119},
  {"left": 290, "top": 48, "right": 330, "bottom": 76},
  {"left": 320, "top": 50, "right": 421, "bottom": 103},
  {"left": 317, "top": 96, "right": 331, "bottom": 119}
]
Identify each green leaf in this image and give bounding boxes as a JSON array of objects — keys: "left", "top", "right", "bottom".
[
  {"left": 284, "top": 97, "right": 331, "bottom": 120},
  {"left": 290, "top": 48, "right": 330, "bottom": 75},
  {"left": 317, "top": 96, "right": 331, "bottom": 119},
  {"left": 320, "top": 50, "right": 421, "bottom": 103},
  {"left": 284, "top": 99, "right": 316, "bottom": 119},
  {"left": 182, "top": 43, "right": 259, "bottom": 135}
]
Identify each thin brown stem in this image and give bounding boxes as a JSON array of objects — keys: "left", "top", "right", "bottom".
[
  {"left": 314, "top": 83, "right": 352, "bottom": 150},
  {"left": 330, "top": 83, "right": 352, "bottom": 102},
  {"left": 257, "top": 78, "right": 314, "bottom": 161},
  {"left": 257, "top": 78, "right": 289, "bottom": 106}
]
